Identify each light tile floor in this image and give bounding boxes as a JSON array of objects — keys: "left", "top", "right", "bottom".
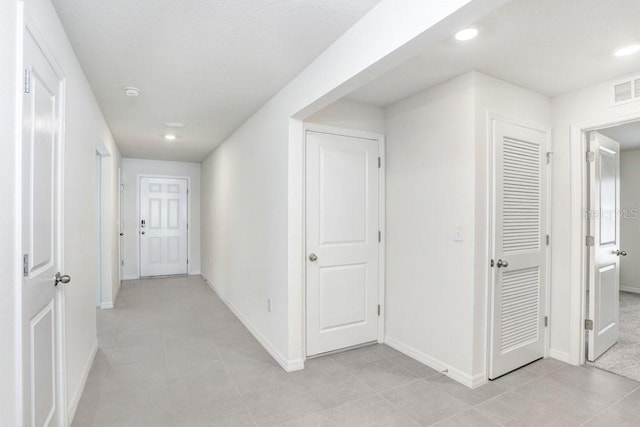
[{"left": 73, "top": 276, "right": 640, "bottom": 426}]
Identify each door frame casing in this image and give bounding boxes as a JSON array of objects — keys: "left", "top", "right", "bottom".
[
  {"left": 301, "top": 123, "right": 386, "bottom": 359},
  {"left": 136, "top": 174, "right": 191, "bottom": 277},
  {"left": 95, "top": 141, "right": 113, "bottom": 308},
  {"left": 485, "top": 113, "right": 552, "bottom": 381},
  {"left": 19, "top": 8, "right": 69, "bottom": 426},
  {"left": 571, "top": 113, "right": 640, "bottom": 365}
]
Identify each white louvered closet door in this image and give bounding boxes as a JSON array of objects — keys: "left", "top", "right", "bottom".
[{"left": 489, "top": 119, "right": 548, "bottom": 380}]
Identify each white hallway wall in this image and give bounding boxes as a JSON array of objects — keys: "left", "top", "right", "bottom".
[
  {"left": 121, "top": 158, "right": 201, "bottom": 279},
  {"left": 384, "top": 73, "right": 477, "bottom": 382},
  {"left": 5, "top": 0, "right": 122, "bottom": 422},
  {"left": 619, "top": 150, "right": 640, "bottom": 293},
  {"left": 200, "top": 0, "right": 507, "bottom": 370}
]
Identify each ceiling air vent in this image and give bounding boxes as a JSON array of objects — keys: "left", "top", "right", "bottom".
[{"left": 612, "top": 76, "right": 640, "bottom": 105}]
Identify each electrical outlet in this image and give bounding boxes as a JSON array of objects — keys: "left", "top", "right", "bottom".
[{"left": 267, "top": 298, "right": 272, "bottom": 313}]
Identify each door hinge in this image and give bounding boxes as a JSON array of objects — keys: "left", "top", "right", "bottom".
[
  {"left": 586, "top": 151, "right": 595, "bottom": 162},
  {"left": 24, "top": 69, "right": 31, "bottom": 94},
  {"left": 490, "top": 259, "right": 495, "bottom": 267},
  {"left": 586, "top": 236, "right": 595, "bottom": 246},
  {"left": 546, "top": 235, "right": 550, "bottom": 246},
  {"left": 546, "top": 152, "right": 553, "bottom": 164},
  {"left": 23, "top": 254, "right": 29, "bottom": 276},
  {"left": 377, "top": 304, "right": 381, "bottom": 316},
  {"left": 121, "top": 260, "right": 124, "bottom": 266},
  {"left": 378, "top": 157, "right": 381, "bottom": 168},
  {"left": 378, "top": 231, "right": 381, "bottom": 242},
  {"left": 544, "top": 316, "right": 548, "bottom": 327},
  {"left": 187, "top": 258, "right": 189, "bottom": 264},
  {"left": 585, "top": 319, "right": 594, "bottom": 331}
]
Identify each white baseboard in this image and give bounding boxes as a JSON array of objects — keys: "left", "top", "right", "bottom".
[
  {"left": 67, "top": 340, "right": 98, "bottom": 424},
  {"left": 99, "top": 301, "right": 114, "bottom": 310},
  {"left": 202, "top": 274, "right": 304, "bottom": 372},
  {"left": 384, "top": 336, "right": 481, "bottom": 388},
  {"left": 549, "top": 348, "right": 572, "bottom": 364},
  {"left": 189, "top": 270, "right": 201, "bottom": 276},
  {"left": 620, "top": 286, "right": 640, "bottom": 294}
]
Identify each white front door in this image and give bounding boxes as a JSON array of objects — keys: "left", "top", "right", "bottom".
[
  {"left": 22, "top": 22, "right": 66, "bottom": 427},
  {"left": 587, "top": 132, "right": 622, "bottom": 361},
  {"left": 489, "top": 119, "right": 548, "bottom": 379},
  {"left": 139, "top": 177, "right": 188, "bottom": 277},
  {"left": 305, "top": 130, "right": 380, "bottom": 356}
]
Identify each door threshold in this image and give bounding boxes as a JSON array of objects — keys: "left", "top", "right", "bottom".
[
  {"left": 139, "top": 274, "right": 188, "bottom": 279},
  {"left": 307, "top": 341, "right": 378, "bottom": 359}
]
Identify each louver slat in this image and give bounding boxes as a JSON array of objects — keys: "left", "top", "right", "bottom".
[
  {"left": 500, "top": 267, "right": 540, "bottom": 354},
  {"left": 502, "top": 137, "right": 541, "bottom": 254}
]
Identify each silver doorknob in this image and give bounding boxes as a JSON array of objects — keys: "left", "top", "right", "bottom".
[
  {"left": 120, "top": 233, "right": 124, "bottom": 236},
  {"left": 496, "top": 259, "right": 509, "bottom": 268},
  {"left": 616, "top": 250, "right": 628, "bottom": 257},
  {"left": 141, "top": 231, "right": 145, "bottom": 235},
  {"left": 55, "top": 272, "right": 71, "bottom": 286},
  {"left": 308, "top": 253, "right": 318, "bottom": 262}
]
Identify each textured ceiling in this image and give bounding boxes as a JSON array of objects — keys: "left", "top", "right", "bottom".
[
  {"left": 52, "top": 0, "right": 381, "bottom": 161},
  {"left": 348, "top": 0, "right": 640, "bottom": 106}
]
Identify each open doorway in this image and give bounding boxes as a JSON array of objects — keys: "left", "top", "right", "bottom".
[{"left": 585, "top": 120, "right": 640, "bottom": 382}]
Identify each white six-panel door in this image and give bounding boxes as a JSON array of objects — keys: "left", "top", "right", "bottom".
[
  {"left": 587, "top": 132, "right": 621, "bottom": 361},
  {"left": 490, "top": 119, "right": 548, "bottom": 380},
  {"left": 22, "top": 22, "right": 65, "bottom": 427},
  {"left": 306, "top": 130, "right": 380, "bottom": 356},
  {"left": 139, "top": 177, "right": 188, "bottom": 277}
]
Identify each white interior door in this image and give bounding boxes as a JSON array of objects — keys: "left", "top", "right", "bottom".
[
  {"left": 22, "top": 23, "right": 66, "bottom": 427},
  {"left": 489, "top": 119, "right": 548, "bottom": 380},
  {"left": 587, "top": 132, "right": 622, "bottom": 361},
  {"left": 306, "top": 130, "right": 380, "bottom": 356},
  {"left": 139, "top": 177, "right": 188, "bottom": 277}
]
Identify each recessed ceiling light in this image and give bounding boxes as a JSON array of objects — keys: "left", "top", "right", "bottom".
[
  {"left": 614, "top": 44, "right": 640, "bottom": 57},
  {"left": 123, "top": 86, "right": 141, "bottom": 97},
  {"left": 164, "top": 122, "right": 185, "bottom": 128},
  {"left": 455, "top": 26, "right": 479, "bottom": 41},
  {"left": 164, "top": 134, "right": 176, "bottom": 141}
]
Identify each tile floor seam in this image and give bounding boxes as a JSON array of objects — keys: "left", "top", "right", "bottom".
[
  {"left": 577, "top": 383, "right": 640, "bottom": 426},
  {"left": 373, "top": 377, "right": 467, "bottom": 427},
  {"left": 199, "top": 311, "right": 259, "bottom": 427},
  {"left": 345, "top": 370, "right": 377, "bottom": 394},
  {"left": 319, "top": 394, "right": 373, "bottom": 417},
  {"left": 466, "top": 381, "right": 522, "bottom": 410},
  {"left": 375, "top": 376, "right": 424, "bottom": 395}
]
